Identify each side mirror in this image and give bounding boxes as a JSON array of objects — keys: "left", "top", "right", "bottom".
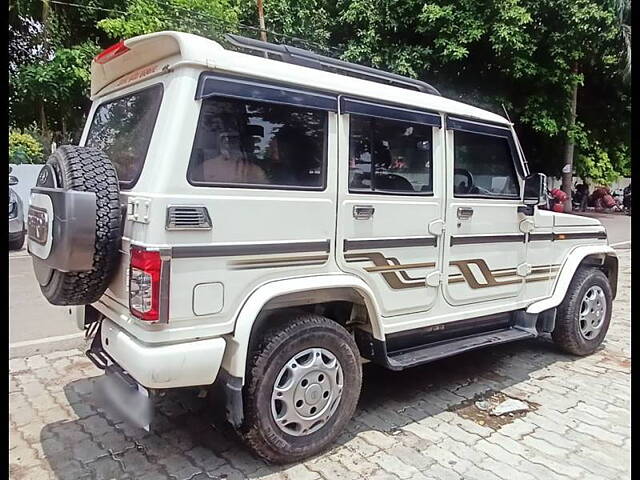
[
  {"left": 9, "top": 175, "right": 19, "bottom": 186},
  {"left": 523, "top": 173, "right": 546, "bottom": 206}
]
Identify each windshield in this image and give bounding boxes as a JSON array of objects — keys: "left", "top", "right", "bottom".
[{"left": 85, "top": 83, "right": 163, "bottom": 187}]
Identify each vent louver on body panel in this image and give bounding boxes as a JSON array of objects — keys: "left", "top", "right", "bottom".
[{"left": 166, "top": 206, "right": 212, "bottom": 230}]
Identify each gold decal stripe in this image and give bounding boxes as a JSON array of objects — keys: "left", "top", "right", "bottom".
[
  {"left": 345, "top": 252, "right": 430, "bottom": 290},
  {"left": 347, "top": 253, "right": 563, "bottom": 291},
  {"left": 525, "top": 275, "right": 558, "bottom": 283},
  {"left": 229, "top": 255, "right": 329, "bottom": 270},
  {"left": 364, "top": 261, "right": 436, "bottom": 272}
]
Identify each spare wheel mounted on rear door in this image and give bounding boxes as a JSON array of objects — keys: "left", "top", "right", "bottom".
[{"left": 28, "top": 145, "right": 122, "bottom": 305}]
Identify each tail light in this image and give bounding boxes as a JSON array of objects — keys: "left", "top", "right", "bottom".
[
  {"left": 94, "top": 41, "right": 130, "bottom": 64},
  {"left": 129, "top": 247, "right": 161, "bottom": 321}
]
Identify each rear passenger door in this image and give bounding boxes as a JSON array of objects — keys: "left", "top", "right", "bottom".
[
  {"left": 442, "top": 117, "right": 527, "bottom": 306},
  {"left": 336, "top": 98, "right": 445, "bottom": 317}
]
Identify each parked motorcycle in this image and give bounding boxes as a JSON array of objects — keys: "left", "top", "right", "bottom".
[
  {"left": 590, "top": 187, "right": 617, "bottom": 212},
  {"left": 549, "top": 188, "right": 568, "bottom": 212}
]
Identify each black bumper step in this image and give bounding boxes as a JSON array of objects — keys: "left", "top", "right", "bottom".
[{"left": 386, "top": 327, "right": 535, "bottom": 370}]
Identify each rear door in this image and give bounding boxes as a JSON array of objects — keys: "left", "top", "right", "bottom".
[
  {"left": 442, "top": 117, "right": 527, "bottom": 306},
  {"left": 336, "top": 98, "right": 445, "bottom": 317}
]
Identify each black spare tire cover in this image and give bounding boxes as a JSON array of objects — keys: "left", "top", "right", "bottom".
[{"left": 33, "top": 145, "right": 121, "bottom": 305}]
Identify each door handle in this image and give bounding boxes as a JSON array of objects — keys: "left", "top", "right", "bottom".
[
  {"left": 457, "top": 207, "right": 474, "bottom": 220},
  {"left": 353, "top": 205, "right": 375, "bottom": 220}
]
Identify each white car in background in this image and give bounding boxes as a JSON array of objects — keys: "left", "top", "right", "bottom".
[{"left": 9, "top": 168, "right": 25, "bottom": 250}]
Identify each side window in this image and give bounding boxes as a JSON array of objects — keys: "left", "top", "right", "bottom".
[
  {"left": 188, "top": 97, "right": 327, "bottom": 189},
  {"left": 349, "top": 116, "right": 433, "bottom": 194},
  {"left": 453, "top": 131, "right": 520, "bottom": 198},
  {"left": 86, "top": 84, "right": 163, "bottom": 187}
]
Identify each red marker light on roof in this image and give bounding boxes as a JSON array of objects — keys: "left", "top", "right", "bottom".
[{"left": 94, "top": 41, "right": 130, "bottom": 64}]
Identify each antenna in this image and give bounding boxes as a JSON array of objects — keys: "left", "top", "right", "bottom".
[
  {"left": 501, "top": 104, "right": 530, "bottom": 174},
  {"left": 501, "top": 103, "right": 512, "bottom": 123}
]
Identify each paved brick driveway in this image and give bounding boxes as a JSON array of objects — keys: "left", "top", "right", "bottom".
[{"left": 10, "top": 250, "right": 630, "bottom": 480}]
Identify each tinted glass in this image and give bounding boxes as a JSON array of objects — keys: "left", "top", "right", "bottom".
[
  {"left": 86, "top": 84, "right": 163, "bottom": 187},
  {"left": 453, "top": 131, "right": 520, "bottom": 198},
  {"left": 188, "top": 97, "right": 327, "bottom": 188},
  {"left": 349, "top": 116, "right": 433, "bottom": 194}
]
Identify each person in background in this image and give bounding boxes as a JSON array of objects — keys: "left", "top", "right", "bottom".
[
  {"left": 202, "top": 131, "right": 267, "bottom": 184},
  {"left": 575, "top": 182, "right": 589, "bottom": 211}
]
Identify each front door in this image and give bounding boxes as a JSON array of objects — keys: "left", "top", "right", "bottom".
[
  {"left": 442, "top": 117, "right": 527, "bottom": 306},
  {"left": 336, "top": 98, "right": 445, "bottom": 317}
]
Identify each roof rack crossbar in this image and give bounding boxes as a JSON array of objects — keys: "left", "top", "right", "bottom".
[{"left": 225, "top": 34, "right": 441, "bottom": 97}]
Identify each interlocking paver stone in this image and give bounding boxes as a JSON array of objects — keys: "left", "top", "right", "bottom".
[{"left": 8, "top": 250, "right": 631, "bottom": 479}]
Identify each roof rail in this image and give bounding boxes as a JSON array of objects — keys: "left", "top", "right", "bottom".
[{"left": 225, "top": 34, "right": 441, "bottom": 97}]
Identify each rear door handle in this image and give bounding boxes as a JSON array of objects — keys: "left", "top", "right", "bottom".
[
  {"left": 353, "top": 205, "right": 375, "bottom": 220},
  {"left": 457, "top": 207, "right": 474, "bottom": 220}
]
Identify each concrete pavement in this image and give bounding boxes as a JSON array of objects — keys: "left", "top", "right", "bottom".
[
  {"left": 9, "top": 249, "right": 83, "bottom": 358},
  {"left": 573, "top": 211, "right": 631, "bottom": 248}
]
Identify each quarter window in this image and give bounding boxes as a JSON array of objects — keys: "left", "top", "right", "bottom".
[
  {"left": 349, "top": 116, "right": 433, "bottom": 194},
  {"left": 453, "top": 131, "right": 520, "bottom": 198},
  {"left": 86, "top": 84, "right": 163, "bottom": 187},
  {"left": 188, "top": 97, "right": 327, "bottom": 189}
]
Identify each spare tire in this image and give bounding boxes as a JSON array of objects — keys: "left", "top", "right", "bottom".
[{"left": 33, "top": 145, "right": 121, "bottom": 305}]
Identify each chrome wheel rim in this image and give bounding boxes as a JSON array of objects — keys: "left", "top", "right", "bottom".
[
  {"left": 271, "top": 347, "right": 344, "bottom": 436},
  {"left": 579, "top": 286, "right": 606, "bottom": 340}
]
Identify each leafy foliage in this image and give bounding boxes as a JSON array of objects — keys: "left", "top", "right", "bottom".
[
  {"left": 9, "top": 129, "right": 45, "bottom": 164},
  {"left": 333, "top": 0, "right": 630, "bottom": 183},
  {"left": 10, "top": 41, "right": 100, "bottom": 138},
  {"left": 8, "top": 0, "right": 631, "bottom": 184},
  {"left": 98, "top": 0, "right": 239, "bottom": 41}
]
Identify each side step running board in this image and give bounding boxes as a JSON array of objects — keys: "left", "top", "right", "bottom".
[
  {"left": 387, "top": 328, "right": 535, "bottom": 370},
  {"left": 354, "top": 327, "right": 536, "bottom": 371}
]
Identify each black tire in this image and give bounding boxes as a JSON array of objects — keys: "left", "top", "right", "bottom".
[
  {"left": 552, "top": 267, "right": 612, "bottom": 356},
  {"left": 242, "top": 313, "right": 362, "bottom": 464},
  {"left": 9, "top": 231, "right": 25, "bottom": 251},
  {"left": 35, "top": 145, "right": 121, "bottom": 305}
]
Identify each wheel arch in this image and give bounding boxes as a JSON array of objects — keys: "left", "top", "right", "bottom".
[
  {"left": 221, "top": 274, "right": 383, "bottom": 382},
  {"left": 527, "top": 245, "right": 618, "bottom": 314}
]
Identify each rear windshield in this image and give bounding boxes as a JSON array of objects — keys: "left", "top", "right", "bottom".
[{"left": 85, "top": 83, "right": 163, "bottom": 187}]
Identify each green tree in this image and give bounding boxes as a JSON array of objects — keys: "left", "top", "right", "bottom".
[
  {"left": 235, "top": 0, "right": 332, "bottom": 49},
  {"left": 97, "top": 0, "right": 239, "bottom": 42},
  {"left": 9, "top": 129, "right": 45, "bottom": 164},
  {"left": 334, "top": 0, "right": 630, "bottom": 199},
  {"left": 10, "top": 41, "right": 100, "bottom": 141},
  {"left": 8, "top": 0, "right": 630, "bottom": 197}
]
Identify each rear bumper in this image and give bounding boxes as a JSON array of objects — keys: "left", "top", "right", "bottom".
[{"left": 100, "top": 318, "right": 226, "bottom": 389}]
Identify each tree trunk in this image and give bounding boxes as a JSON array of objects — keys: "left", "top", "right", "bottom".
[
  {"left": 39, "top": 101, "right": 51, "bottom": 152},
  {"left": 257, "top": 0, "right": 267, "bottom": 42},
  {"left": 561, "top": 63, "right": 579, "bottom": 212},
  {"left": 39, "top": 101, "right": 48, "bottom": 133}
]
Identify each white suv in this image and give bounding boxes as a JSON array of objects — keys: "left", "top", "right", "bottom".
[{"left": 27, "top": 31, "right": 618, "bottom": 463}]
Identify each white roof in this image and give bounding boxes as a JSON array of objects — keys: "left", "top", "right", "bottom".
[{"left": 91, "top": 31, "right": 510, "bottom": 126}]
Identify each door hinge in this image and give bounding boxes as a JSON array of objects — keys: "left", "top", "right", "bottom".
[
  {"left": 516, "top": 263, "right": 532, "bottom": 277},
  {"left": 425, "top": 271, "right": 442, "bottom": 287},
  {"left": 127, "top": 198, "right": 151, "bottom": 224},
  {"left": 519, "top": 218, "right": 535, "bottom": 233},
  {"left": 428, "top": 219, "right": 446, "bottom": 236}
]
